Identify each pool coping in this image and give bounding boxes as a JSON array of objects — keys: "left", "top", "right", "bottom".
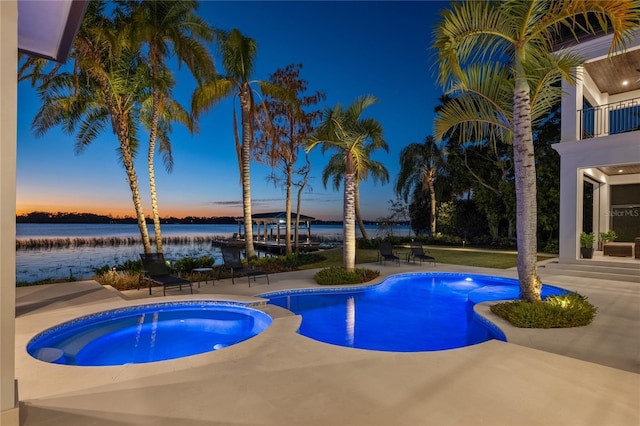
[{"left": 13, "top": 274, "right": 526, "bottom": 399}]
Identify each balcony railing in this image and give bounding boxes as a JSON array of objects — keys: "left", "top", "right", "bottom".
[{"left": 578, "top": 97, "right": 640, "bottom": 140}]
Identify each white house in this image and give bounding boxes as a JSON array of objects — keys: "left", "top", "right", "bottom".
[{"left": 553, "top": 31, "right": 640, "bottom": 264}]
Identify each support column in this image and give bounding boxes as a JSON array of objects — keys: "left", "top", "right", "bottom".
[
  {"left": 561, "top": 66, "right": 582, "bottom": 142},
  {"left": 0, "top": 2, "right": 19, "bottom": 424}
]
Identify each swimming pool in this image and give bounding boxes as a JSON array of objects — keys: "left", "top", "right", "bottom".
[
  {"left": 27, "top": 301, "right": 272, "bottom": 366},
  {"left": 262, "top": 273, "right": 567, "bottom": 352}
]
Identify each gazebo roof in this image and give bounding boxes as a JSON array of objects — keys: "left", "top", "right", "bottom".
[{"left": 235, "top": 212, "right": 316, "bottom": 224}]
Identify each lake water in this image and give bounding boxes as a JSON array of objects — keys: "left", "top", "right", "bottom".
[{"left": 16, "top": 223, "right": 410, "bottom": 282}]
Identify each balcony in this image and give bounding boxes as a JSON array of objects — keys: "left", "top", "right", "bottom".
[{"left": 579, "top": 97, "right": 640, "bottom": 140}]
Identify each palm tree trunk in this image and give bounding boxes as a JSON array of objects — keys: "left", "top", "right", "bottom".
[
  {"left": 488, "top": 219, "right": 499, "bottom": 239},
  {"left": 343, "top": 153, "right": 356, "bottom": 272},
  {"left": 121, "top": 138, "right": 152, "bottom": 254},
  {"left": 240, "top": 87, "right": 255, "bottom": 258},
  {"left": 148, "top": 87, "right": 163, "bottom": 253},
  {"left": 354, "top": 184, "right": 369, "bottom": 240},
  {"left": 513, "top": 59, "right": 542, "bottom": 302},
  {"left": 428, "top": 175, "right": 437, "bottom": 235}
]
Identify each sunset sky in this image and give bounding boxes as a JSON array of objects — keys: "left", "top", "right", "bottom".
[{"left": 17, "top": 1, "right": 447, "bottom": 221}]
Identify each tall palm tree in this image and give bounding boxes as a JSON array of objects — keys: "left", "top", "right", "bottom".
[
  {"left": 23, "top": 1, "right": 153, "bottom": 253},
  {"left": 322, "top": 141, "right": 389, "bottom": 240},
  {"left": 433, "top": 0, "right": 639, "bottom": 302},
  {"left": 192, "top": 29, "right": 278, "bottom": 258},
  {"left": 129, "top": 0, "right": 214, "bottom": 253},
  {"left": 395, "top": 136, "right": 445, "bottom": 236},
  {"left": 307, "top": 95, "right": 386, "bottom": 271}
]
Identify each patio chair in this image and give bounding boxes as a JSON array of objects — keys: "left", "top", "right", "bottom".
[
  {"left": 378, "top": 241, "right": 400, "bottom": 265},
  {"left": 220, "top": 246, "right": 269, "bottom": 287},
  {"left": 139, "top": 253, "right": 193, "bottom": 296},
  {"left": 410, "top": 242, "right": 436, "bottom": 266}
]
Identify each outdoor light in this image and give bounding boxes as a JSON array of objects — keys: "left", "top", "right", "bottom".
[
  {"left": 622, "top": 80, "right": 629, "bottom": 86},
  {"left": 618, "top": 169, "right": 624, "bottom": 173}
]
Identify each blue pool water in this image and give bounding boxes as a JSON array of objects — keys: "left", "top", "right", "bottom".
[
  {"left": 27, "top": 302, "right": 272, "bottom": 366},
  {"left": 262, "top": 273, "right": 567, "bottom": 352}
]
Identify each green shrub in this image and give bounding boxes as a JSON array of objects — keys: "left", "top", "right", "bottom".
[
  {"left": 580, "top": 232, "right": 595, "bottom": 249},
  {"left": 173, "top": 256, "right": 214, "bottom": 273},
  {"left": 542, "top": 239, "right": 559, "bottom": 254},
  {"left": 314, "top": 266, "right": 379, "bottom": 285},
  {"left": 93, "top": 264, "right": 112, "bottom": 276},
  {"left": 490, "top": 293, "right": 597, "bottom": 328},
  {"left": 431, "top": 233, "right": 464, "bottom": 246},
  {"left": 356, "top": 237, "right": 382, "bottom": 249},
  {"left": 117, "top": 259, "right": 143, "bottom": 273},
  {"left": 249, "top": 253, "right": 326, "bottom": 273},
  {"left": 599, "top": 230, "right": 617, "bottom": 243}
]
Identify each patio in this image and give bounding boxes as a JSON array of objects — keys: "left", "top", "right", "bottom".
[{"left": 14, "top": 261, "right": 640, "bottom": 425}]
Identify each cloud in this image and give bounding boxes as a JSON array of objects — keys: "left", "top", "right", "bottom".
[
  {"left": 208, "top": 200, "right": 240, "bottom": 206},
  {"left": 302, "top": 193, "right": 341, "bottom": 203}
]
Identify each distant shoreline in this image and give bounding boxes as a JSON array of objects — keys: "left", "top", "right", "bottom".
[{"left": 16, "top": 212, "right": 407, "bottom": 226}]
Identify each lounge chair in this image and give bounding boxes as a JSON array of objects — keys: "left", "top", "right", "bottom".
[
  {"left": 410, "top": 242, "right": 436, "bottom": 266},
  {"left": 378, "top": 241, "right": 400, "bottom": 265},
  {"left": 220, "top": 246, "right": 269, "bottom": 286},
  {"left": 139, "top": 253, "right": 193, "bottom": 296}
]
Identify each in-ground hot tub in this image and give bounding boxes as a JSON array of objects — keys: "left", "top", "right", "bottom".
[{"left": 27, "top": 301, "right": 272, "bottom": 366}]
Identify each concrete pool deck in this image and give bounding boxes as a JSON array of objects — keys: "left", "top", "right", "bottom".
[{"left": 14, "top": 261, "right": 640, "bottom": 425}]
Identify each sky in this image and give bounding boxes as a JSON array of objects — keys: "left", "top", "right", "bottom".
[{"left": 16, "top": 0, "right": 448, "bottom": 221}]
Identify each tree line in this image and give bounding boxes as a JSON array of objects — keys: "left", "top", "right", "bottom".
[
  {"left": 395, "top": 98, "right": 561, "bottom": 254},
  {"left": 16, "top": 212, "right": 238, "bottom": 225}
]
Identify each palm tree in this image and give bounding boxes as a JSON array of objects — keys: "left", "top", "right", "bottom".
[
  {"left": 322, "top": 141, "right": 389, "bottom": 240},
  {"left": 307, "top": 95, "right": 386, "bottom": 271},
  {"left": 433, "top": 0, "right": 639, "bottom": 302},
  {"left": 395, "top": 136, "right": 445, "bottom": 236},
  {"left": 192, "top": 29, "right": 278, "bottom": 258},
  {"left": 128, "top": 0, "right": 214, "bottom": 253},
  {"left": 23, "top": 1, "right": 153, "bottom": 253}
]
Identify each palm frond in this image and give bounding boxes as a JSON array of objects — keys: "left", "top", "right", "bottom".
[
  {"left": 216, "top": 28, "right": 258, "bottom": 83},
  {"left": 156, "top": 123, "right": 174, "bottom": 173},
  {"left": 435, "top": 90, "right": 513, "bottom": 145},
  {"left": 191, "top": 77, "right": 235, "bottom": 117},
  {"left": 433, "top": 0, "right": 514, "bottom": 87},
  {"left": 75, "top": 107, "right": 109, "bottom": 154},
  {"left": 321, "top": 154, "right": 345, "bottom": 190}
]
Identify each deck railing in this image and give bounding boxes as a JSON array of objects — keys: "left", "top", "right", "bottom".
[{"left": 578, "top": 97, "right": 640, "bottom": 140}]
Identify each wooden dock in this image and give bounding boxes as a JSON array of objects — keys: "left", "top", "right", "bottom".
[{"left": 212, "top": 238, "right": 321, "bottom": 255}]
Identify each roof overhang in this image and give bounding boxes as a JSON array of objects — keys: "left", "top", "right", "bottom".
[
  {"left": 555, "top": 29, "right": 640, "bottom": 96},
  {"left": 235, "top": 212, "right": 317, "bottom": 224},
  {"left": 18, "top": 0, "right": 88, "bottom": 63}
]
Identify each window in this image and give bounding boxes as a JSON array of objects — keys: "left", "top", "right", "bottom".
[{"left": 609, "top": 184, "right": 640, "bottom": 241}]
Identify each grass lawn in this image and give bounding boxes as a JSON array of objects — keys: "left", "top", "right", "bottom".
[{"left": 298, "top": 246, "right": 550, "bottom": 270}]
